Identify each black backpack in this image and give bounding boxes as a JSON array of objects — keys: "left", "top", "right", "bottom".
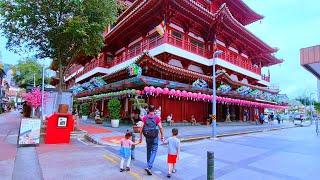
[{"left": 142, "top": 115, "right": 159, "bottom": 138}]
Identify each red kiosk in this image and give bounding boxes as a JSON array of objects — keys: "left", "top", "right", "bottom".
[{"left": 45, "top": 112, "right": 74, "bottom": 144}]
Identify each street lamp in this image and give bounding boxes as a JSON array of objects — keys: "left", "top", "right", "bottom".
[
  {"left": 309, "top": 92, "right": 315, "bottom": 125},
  {"left": 211, "top": 50, "right": 223, "bottom": 138},
  {"left": 41, "top": 64, "right": 45, "bottom": 120}
]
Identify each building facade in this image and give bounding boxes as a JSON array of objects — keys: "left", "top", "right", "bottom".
[{"left": 62, "top": 0, "right": 286, "bottom": 123}]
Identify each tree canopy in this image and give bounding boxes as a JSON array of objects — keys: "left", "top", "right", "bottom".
[
  {"left": 12, "top": 59, "right": 49, "bottom": 88},
  {"left": 0, "top": 0, "right": 118, "bottom": 90}
]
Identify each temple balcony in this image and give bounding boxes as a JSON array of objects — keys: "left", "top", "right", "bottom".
[{"left": 73, "top": 33, "right": 269, "bottom": 85}]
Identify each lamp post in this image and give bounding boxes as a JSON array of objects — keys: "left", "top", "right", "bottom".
[
  {"left": 41, "top": 65, "right": 45, "bottom": 120},
  {"left": 309, "top": 92, "right": 315, "bottom": 125},
  {"left": 211, "top": 50, "right": 223, "bottom": 138}
]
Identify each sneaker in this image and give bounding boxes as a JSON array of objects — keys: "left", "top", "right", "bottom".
[
  {"left": 120, "top": 168, "right": 125, "bottom": 172},
  {"left": 145, "top": 168, "right": 152, "bottom": 175},
  {"left": 125, "top": 167, "right": 130, "bottom": 171},
  {"left": 167, "top": 174, "right": 171, "bottom": 178},
  {"left": 172, "top": 169, "right": 176, "bottom": 173}
]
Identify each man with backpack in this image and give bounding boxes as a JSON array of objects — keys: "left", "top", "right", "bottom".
[{"left": 139, "top": 105, "right": 164, "bottom": 176}]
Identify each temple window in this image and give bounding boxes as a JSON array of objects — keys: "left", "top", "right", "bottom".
[
  {"left": 188, "top": 64, "right": 204, "bottom": 74},
  {"left": 172, "top": 30, "right": 182, "bottom": 40},
  {"left": 168, "top": 59, "right": 183, "bottom": 68},
  {"left": 190, "top": 39, "right": 204, "bottom": 48}
]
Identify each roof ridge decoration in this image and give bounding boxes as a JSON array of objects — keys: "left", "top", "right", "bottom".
[{"left": 214, "top": 3, "right": 279, "bottom": 54}]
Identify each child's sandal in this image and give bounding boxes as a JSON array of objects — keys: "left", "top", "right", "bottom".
[
  {"left": 120, "top": 168, "right": 125, "bottom": 172},
  {"left": 126, "top": 167, "right": 130, "bottom": 171}
]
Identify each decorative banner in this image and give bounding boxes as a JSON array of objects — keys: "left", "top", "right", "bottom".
[
  {"left": 128, "top": 64, "right": 142, "bottom": 76},
  {"left": 217, "top": 84, "right": 232, "bottom": 94},
  {"left": 72, "top": 84, "right": 85, "bottom": 94},
  {"left": 18, "top": 118, "right": 41, "bottom": 145},
  {"left": 81, "top": 82, "right": 95, "bottom": 91},
  {"left": 236, "top": 86, "right": 251, "bottom": 96},
  {"left": 249, "top": 89, "right": 263, "bottom": 98},
  {"left": 192, "top": 79, "right": 208, "bottom": 89},
  {"left": 90, "top": 77, "right": 107, "bottom": 88}
]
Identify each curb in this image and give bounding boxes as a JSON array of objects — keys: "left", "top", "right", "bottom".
[
  {"left": 179, "top": 125, "right": 297, "bottom": 142},
  {"left": 84, "top": 125, "right": 298, "bottom": 145}
]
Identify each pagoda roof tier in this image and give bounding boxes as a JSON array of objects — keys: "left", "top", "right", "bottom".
[
  {"left": 102, "top": 52, "right": 278, "bottom": 94},
  {"left": 215, "top": 0, "right": 263, "bottom": 25},
  {"left": 105, "top": 0, "right": 281, "bottom": 65}
]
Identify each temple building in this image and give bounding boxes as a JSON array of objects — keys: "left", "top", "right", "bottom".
[{"left": 57, "top": 0, "right": 288, "bottom": 123}]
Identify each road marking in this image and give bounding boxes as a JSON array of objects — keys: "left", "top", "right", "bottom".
[{"left": 103, "top": 154, "right": 118, "bottom": 164}]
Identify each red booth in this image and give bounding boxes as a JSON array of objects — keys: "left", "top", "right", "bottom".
[{"left": 45, "top": 113, "right": 74, "bottom": 144}]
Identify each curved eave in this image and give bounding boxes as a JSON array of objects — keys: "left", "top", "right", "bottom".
[
  {"left": 105, "top": 0, "right": 153, "bottom": 43},
  {"left": 216, "top": 4, "right": 277, "bottom": 54},
  {"left": 227, "top": 0, "right": 263, "bottom": 25}
]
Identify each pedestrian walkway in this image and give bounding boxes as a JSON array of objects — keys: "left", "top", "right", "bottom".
[{"left": 79, "top": 118, "right": 296, "bottom": 146}]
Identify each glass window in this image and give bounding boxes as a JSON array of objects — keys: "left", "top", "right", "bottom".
[
  {"left": 191, "top": 39, "right": 204, "bottom": 48},
  {"left": 172, "top": 30, "right": 182, "bottom": 39}
]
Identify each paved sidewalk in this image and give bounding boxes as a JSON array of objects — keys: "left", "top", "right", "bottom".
[
  {"left": 0, "top": 111, "right": 21, "bottom": 180},
  {"left": 79, "top": 119, "right": 296, "bottom": 146}
]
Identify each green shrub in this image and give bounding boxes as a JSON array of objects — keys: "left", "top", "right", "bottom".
[
  {"left": 81, "top": 103, "right": 90, "bottom": 116},
  {"left": 107, "top": 98, "right": 121, "bottom": 120}
]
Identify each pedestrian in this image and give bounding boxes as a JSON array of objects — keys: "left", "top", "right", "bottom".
[
  {"left": 270, "top": 112, "right": 274, "bottom": 125},
  {"left": 276, "top": 114, "right": 281, "bottom": 124},
  {"left": 164, "top": 128, "right": 181, "bottom": 178},
  {"left": 119, "top": 131, "right": 140, "bottom": 172},
  {"left": 155, "top": 106, "right": 161, "bottom": 118},
  {"left": 259, "top": 113, "right": 264, "bottom": 124},
  {"left": 191, "top": 115, "right": 197, "bottom": 125},
  {"left": 139, "top": 105, "right": 164, "bottom": 176},
  {"left": 139, "top": 105, "right": 148, "bottom": 120}
]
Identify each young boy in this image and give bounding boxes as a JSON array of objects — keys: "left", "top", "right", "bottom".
[{"left": 164, "top": 128, "right": 181, "bottom": 178}]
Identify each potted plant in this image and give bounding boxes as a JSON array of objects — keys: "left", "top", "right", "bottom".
[
  {"left": 81, "top": 103, "right": 90, "bottom": 120},
  {"left": 108, "top": 98, "right": 121, "bottom": 128}
]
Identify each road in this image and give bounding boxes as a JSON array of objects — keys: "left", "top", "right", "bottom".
[
  {"left": 121, "top": 124, "right": 320, "bottom": 180},
  {"left": 1, "top": 111, "right": 319, "bottom": 180}
]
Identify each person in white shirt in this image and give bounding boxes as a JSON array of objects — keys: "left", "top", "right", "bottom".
[{"left": 167, "top": 113, "right": 173, "bottom": 126}]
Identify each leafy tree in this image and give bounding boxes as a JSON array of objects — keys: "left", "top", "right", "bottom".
[
  {"left": 314, "top": 102, "right": 320, "bottom": 114},
  {"left": 12, "top": 59, "right": 50, "bottom": 88},
  {"left": 0, "top": 0, "right": 117, "bottom": 94},
  {"left": 296, "top": 96, "right": 312, "bottom": 106}
]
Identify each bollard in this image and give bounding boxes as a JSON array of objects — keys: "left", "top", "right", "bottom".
[
  {"left": 131, "top": 133, "right": 135, "bottom": 160},
  {"left": 207, "top": 151, "right": 214, "bottom": 180}
]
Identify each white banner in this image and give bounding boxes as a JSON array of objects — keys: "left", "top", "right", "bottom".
[{"left": 18, "top": 118, "right": 41, "bottom": 145}]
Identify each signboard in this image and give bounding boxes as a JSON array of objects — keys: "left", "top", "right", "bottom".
[
  {"left": 57, "top": 117, "right": 68, "bottom": 127},
  {"left": 18, "top": 118, "right": 41, "bottom": 145}
]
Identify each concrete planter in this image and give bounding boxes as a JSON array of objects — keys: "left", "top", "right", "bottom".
[{"left": 111, "top": 119, "right": 119, "bottom": 128}]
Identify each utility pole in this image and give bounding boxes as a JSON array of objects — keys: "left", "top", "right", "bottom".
[{"left": 211, "top": 50, "right": 223, "bottom": 139}]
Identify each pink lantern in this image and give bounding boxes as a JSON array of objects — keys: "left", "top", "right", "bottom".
[
  {"left": 163, "top": 88, "right": 169, "bottom": 95},
  {"left": 136, "top": 90, "right": 141, "bottom": 95},
  {"left": 187, "top": 92, "right": 193, "bottom": 99},
  {"left": 156, "top": 87, "right": 163, "bottom": 95},
  {"left": 192, "top": 93, "right": 198, "bottom": 100},
  {"left": 176, "top": 90, "right": 182, "bottom": 97},
  {"left": 169, "top": 89, "right": 176, "bottom": 97},
  {"left": 182, "top": 90, "right": 188, "bottom": 98},
  {"left": 150, "top": 86, "right": 156, "bottom": 93},
  {"left": 144, "top": 86, "right": 150, "bottom": 94}
]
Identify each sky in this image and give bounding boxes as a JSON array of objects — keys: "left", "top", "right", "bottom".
[{"left": 1, "top": 0, "right": 320, "bottom": 99}]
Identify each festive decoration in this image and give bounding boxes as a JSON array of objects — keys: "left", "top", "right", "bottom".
[
  {"left": 71, "top": 85, "right": 85, "bottom": 94},
  {"left": 90, "top": 77, "right": 107, "bottom": 88},
  {"left": 217, "top": 84, "right": 232, "bottom": 94},
  {"left": 236, "top": 86, "right": 251, "bottom": 96},
  {"left": 128, "top": 64, "right": 142, "bottom": 76},
  {"left": 77, "top": 86, "right": 287, "bottom": 110},
  {"left": 192, "top": 79, "right": 208, "bottom": 89},
  {"left": 21, "top": 88, "right": 49, "bottom": 109},
  {"left": 249, "top": 89, "right": 262, "bottom": 98},
  {"left": 81, "top": 82, "right": 95, "bottom": 91}
]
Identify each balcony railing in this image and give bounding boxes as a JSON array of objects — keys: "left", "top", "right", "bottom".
[
  {"left": 76, "top": 33, "right": 263, "bottom": 80},
  {"left": 216, "top": 47, "right": 261, "bottom": 75},
  {"left": 76, "top": 57, "right": 107, "bottom": 78}
]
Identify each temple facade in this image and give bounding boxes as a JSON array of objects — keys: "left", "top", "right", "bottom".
[{"left": 60, "top": 0, "right": 287, "bottom": 123}]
